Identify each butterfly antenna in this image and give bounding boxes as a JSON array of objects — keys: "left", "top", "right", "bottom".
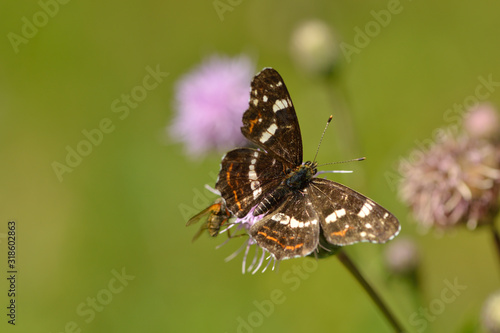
[
  {"left": 312, "top": 115, "right": 333, "bottom": 163},
  {"left": 317, "top": 157, "right": 366, "bottom": 168},
  {"left": 315, "top": 157, "right": 365, "bottom": 175}
]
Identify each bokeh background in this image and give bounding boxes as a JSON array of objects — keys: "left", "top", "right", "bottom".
[{"left": 1, "top": 0, "right": 499, "bottom": 332}]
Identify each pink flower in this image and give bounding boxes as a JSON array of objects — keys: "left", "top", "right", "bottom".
[
  {"left": 464, "top": 103, "right": 500, "bottom": 141},
  {"left": 384, "top": 237, "right": 419, "bottom": 275},
  {"left": 221, "top": 206, "right": 278, "bottom": 274},
  {"left": 169, "top": 55, "right": 254, "bottom": 157},
  {"left": 399, "top": 134, "right": 500, "bottom": 230}
]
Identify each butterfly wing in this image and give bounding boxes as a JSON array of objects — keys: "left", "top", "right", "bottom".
[
  {"left": 216, "top": 148, "right": 287, "bottom": 218},
  {"left": 249, "top": 189, "right": 320, "bottom": 260},
  {"left": 216, "top": 68, "right": 304, "bottom": 218},
  {"left": 241, "top": 68, "right": 303, "bottom": 166},
  {"left": 309, "top": 178, "right": 400, "bottom": 245}
]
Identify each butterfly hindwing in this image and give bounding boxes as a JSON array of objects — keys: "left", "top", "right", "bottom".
[
  {"left": 249, "top": 189, "right": 320, "bottom": 260},
  {"left": 241, "top": 68, "right": 303, "bottom": 166},
  {"left": 215, "top": 148, "right": 286, "bottom": 218},
  {"left": 309, "top": 178, "right": 400, "bottom": 245}
]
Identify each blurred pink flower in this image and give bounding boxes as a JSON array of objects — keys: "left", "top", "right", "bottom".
[
  {"left": 464, "top": 103, "right": 500, "bottom": 141},
  {"left": 384, "top": 237, "right": 419, "bottom": 275},
  {"left": 399, "top": 134, "right": 500, "bottom": 230},
  {"left": 169, "top": 55, "right": 254, "bottom": 157}
]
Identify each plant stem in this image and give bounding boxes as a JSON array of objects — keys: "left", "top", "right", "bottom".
[
  {"left": 491, "top": 223, "right": 500, "bottom": 267},
  {"left": 337, "top": 250, "right": 405, "bottom": 333}
]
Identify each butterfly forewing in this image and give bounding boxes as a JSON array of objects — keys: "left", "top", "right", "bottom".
[
  {"left": 310, "top": 178, "right": 400, "bottom": 245},
  {"left": 215, "top": 148, "right": 287, "bottom": 218},
  {"left": 241, "top": 68, "right": 303, "bottom": 166}
]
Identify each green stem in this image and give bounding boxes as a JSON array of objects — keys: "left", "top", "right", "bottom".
[
  {"left": 491, "top": 223, "right": 500, "bottom": 268},
  {"left": 337, "top": 250, "right": 405, "bottom": 333}
]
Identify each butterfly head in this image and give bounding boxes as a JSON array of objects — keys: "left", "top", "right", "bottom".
[{"left": 285, "top": 161, "right": 318, "bottom": 190}]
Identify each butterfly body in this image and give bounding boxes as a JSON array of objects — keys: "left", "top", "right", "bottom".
[
  {"left": 285, "top": 161, "right": 317, "bottom": 189},
  {"left": 216, "top": 68, "right": 400, "bottom": 260}
]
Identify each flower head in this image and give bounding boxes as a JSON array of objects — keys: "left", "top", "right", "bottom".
[
  {"left": 464, "top": 103, "right": 500, "bottom": 141},
  {"left": 384, "top": 237, "right": 419, "bottom": 275},
  {"left": 221, "top": 206, "right": 278, "bottom": 274},
  {"left": 482, "top": 290, "right": 500, "bottom": 333},
  {"left": 290, "top": 19, "right": 340, "bottom": 76},
  {"left": 399, "top": 134, "right": 500, "bottom": 230},
  {"left": 185, "top": 192, "right": 277, "bottom": 273},
  {"left": 169, "top": 55, "right": 254, "bottom": 157}
]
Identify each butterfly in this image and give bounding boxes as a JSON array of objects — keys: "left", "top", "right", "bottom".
[
  {"left": 186, "top": 198, "right": 231, "bottom": 242},
  {"left": 215, "top": 68, "right": 400, "bottom": 260}
]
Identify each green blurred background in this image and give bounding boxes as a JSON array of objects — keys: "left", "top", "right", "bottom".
[{"left": 1, "top": 0, "right": 499, "bottom": 332}]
